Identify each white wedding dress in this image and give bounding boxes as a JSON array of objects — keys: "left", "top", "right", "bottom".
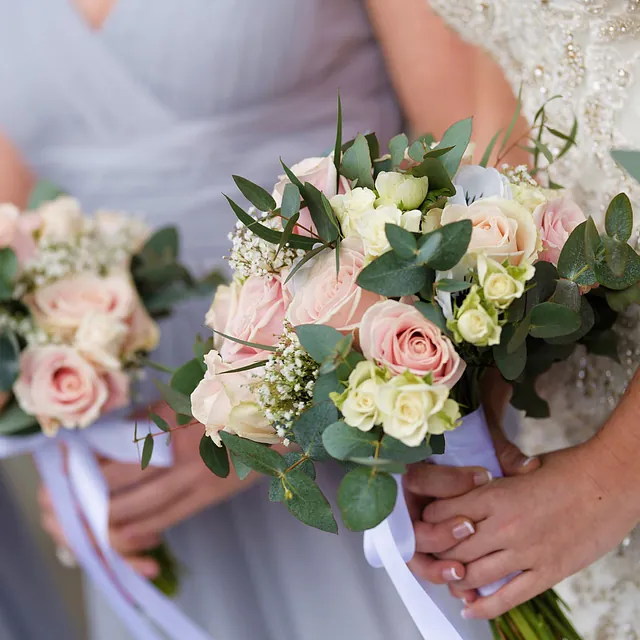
[{"left": 426, "top": 1, "right": 640, "bottom": 637}]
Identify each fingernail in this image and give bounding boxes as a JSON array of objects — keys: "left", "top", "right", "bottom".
[
  {"left": 461, "top": 608, "right": 476, "bottom": 619},
  {"left": 462, "top": 597, "right": 471, "bottom": 605},
  {"left": 521, "top": 456, "right": 539, "bottom": 468},
  {"left": 141, "top": 563, "right": 159, "bottom": 579},
  {"left": 453, "top": 521, "right": 475, "bottom": 540},
  {"left": 474, "top": 470, "right": 492, "bottom": 486},
  {"left": 443, "top": 567, "right": 463, "bottom": 581}
]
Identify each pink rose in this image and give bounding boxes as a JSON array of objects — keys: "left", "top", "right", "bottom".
[
  {"left": 360, "top": 300, "right": 465, "bottom": 389},
  {"left": 219, "top": 275, "right": 287, "bottom": 364},
  {"left": 533, "top": 196, "right": 586, "bottom": 265},
  {"left": 27, "top": 273, "right": 136, "bottom": 340},
  {"left": 14, "top": 346, "right": 129, "bottom": 435},
  {"left": 272, "top": 155, "right": 350, "bottom": 237},
  {"left": 286, "top": 237, "right": 383, "bottom": 332},
  {"left": 124, "top": 297, "right": 160, "bottom": 356},
  {"left": 205, "top": 280, "right": 242, "bottom": 349},
  {"left": 0, "top": 204, "right": 40, "bottom": 264},
  {"left": 191, "top": 350, "right": 277, "bottom": 446}
]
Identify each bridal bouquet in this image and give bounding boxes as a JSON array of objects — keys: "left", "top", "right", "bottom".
[
  {"left": 152, "top": 100, "right": 640, "bottom": 639},
  {"left": 0, "top": 195, "right": 216, "bottom": 618}
]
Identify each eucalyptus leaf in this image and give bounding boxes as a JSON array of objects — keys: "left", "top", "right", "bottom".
[
  {"left": 494, "top": 325, "right": 527, "bottom": 381},
  {"left": 546, "top": 296, "right": 595, "bottom": 345},
  {"left": 220, "top": 432, "right": 287, "bottom": 476},
  {"left": 550, "top": 279, "right": 580, "bottom": 313},
  {"left": 379, "top": 435, "right": 433, "bottom": 464},
  {"left": 284, "top": 469, "right": 338, "bottom": 534},
  {"left": 313, "top": 371, "right": 343, "bottom": 403},
  {"left": 594, "top": 243, "right": 640, "bottom": 290},
  {"left": 479, "top": 129, "right": 503, "bottom": 167},
  {"left": 511, "top": 378, "right": 550, "bottom": 419},
  {"left": 500, "top": 86, "right": 522, "bottom": 154},
  {"left": 232, "top": 175, "right": 276, "bottom": 212},
  {"left": 302, "top": 183, "right": 338, "bottom": 243},
  {"left": 211, "top": 328, "right": 278, "bottom": 353},
  {"left": 295, "top": 324, "right": 344, "bottom": 363},
  {"left": 389, "top": 133, "right": 409, "bottom": 168},
  {"left": 0, "top": 401, "right": 38, "bottom": 435},
  {"left": 436, "top": 117, "right": 473, "bottom": 177},
  {"left": 281, "top": 183, "right": 301, "bottom": 222},
  {"left": 582, "top": 329, "right": 619, "bottom": 363},
  {"left": 0, "top": 248, "right": 18, "bottom": 300},
  {"left": 611, "top": 149, "right": 640, "bottom": 184},
  {"left": 341, "top": 133, "right": 375, "bottom": 190},
  {"left": 0, "top": 331, "right": 20, "bottom": 391},
  {"left": 606, "top": 281, "right": 640, "bottom": 312},
  {"left": 429, "top": 435, "right": 446, "bottom": 455},
  {"left": 230, "top": 451, "right": 252, "bottom": 480},
  {"left": 170, "top": 358, "right": 204, "bottom": 397},
  {"left": 348, "top": 458, "right": 407, "bottom": 474},
  {"left": 333, "top": 94, "right": 343, "bottom": 182},
  {"left": 338, "top": 467, "right": 397, "bottom": 532},
  {"left": 529, "top": 302, "right": 581, "bottom": 339},
  {"left": 411, "top": 157, "right": 455, "bottom": 194},
  {"left": 154, "top": 380, "right": 192, "bottom": 417},
  {"left": 602, "top": 236, "right": 627, "bottom": 277},
  {"left": 292, "top": 401, "right": 339, "bottom": 460},
  {"left": 386, "top": 223, "right": 417, "bottom": 260},
  {"left": 357, "top": 251, "right": 428, "bottom": 297},
  {"left": 605, "top": 193, "right": 633, "bottom": 243},
  {"left": 283, "top": 243, "right": 329, "bottom": 285},
  {"left": 530, "top": 139, "right": 554, "bottom": 164},
  {"left": 418, "top": 220, "right": 472, "bottom": 271},
  {"left": 276, "top": 212, "right": 300, "bottom": 257},
  {"left": 141, "top": 434, "right": 154, "bottom": 470},
  {"left": 436, "top": 279, "right": 472, "bottom": 293},
  {"left": 141, "top": 227, "right": 179, "bottom": 261},
  {"left": 507, "top": 314, "right": 532, "bottom": 354},
  {"left": 414, "top": 301, "right": 448, "bottom": 332},
  {"left": 584, "top": 217, "right": 601, "bottom": 269},
  {"left": 557, "top": 221, "right": 597, "bottom": 286},
  {"left": 322, "top": 421, "right": 378, "bottom": 461},
  {"left": 284, "top": 452, "right": 316, "bottom": 480},
  {"left": 149, "top": 413, "right": 170, "bottom": 433},
  {"left": 199, "top": 435, "right": 230, "bottom": 478}
]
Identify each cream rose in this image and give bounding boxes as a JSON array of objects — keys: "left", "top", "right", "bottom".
[
  {"left": 286, "top": 237, "right": 383, "bottom": 332},
  {"left": 375, "top": 172, "right": 429, "bottom": 211},
  {"left": 477, "top": 255, "right": 535, "bottom": 310},
  {"left": 356, "top": 204, "right": 402, "bottom": 259},
  {"left": 378, "top": 371, "right": 450, "bottom": 447},
  {"left": 447, "top": 286, "right": 501, "bottom": 347},
  {"left": 74, "top": 312, "right": 128, "bottom": 370},
  {"left": 124, "top": 298, "right": 160, "bottom": 355},
  {"left": 360, "top": 300, "right": 465, "bottom": 389},
  {"left": 511, "top": 184, "right": 550, "bottom": 213},
  {"left": 27, "top": 273, "right": 136, "bottom": 340},
  {"left": 272, "top": 155, "right": 350, "bottom": 237},
  {"left": 14, "top": 346, "right": 129, "bottom": 434},
  {"left": 427, "top": 398, "right": 462, "bottom": 435},
  {"left": 533, "top": 196, "right": 586, "bottom": 266},
  {"left": 191, "top": 350, "right": 277, "bottom": 446},
  {"left": 331, "top": 361, "right": 388, "bottom": 432},
  {"left": 205, "top": 279, "right": 243, "bottom": 349},
  {"left": 441, "top": 197, "right": 539, "bottom": 266},
  {"left": 94, "top": 210, "right": 150, "bottom": 251},
  {"left": 330, "top": 187, "right": 377, "bottom": 237},
  {"left": 220, "top": 274, "right": 287, "bottom": 364},
  {"left": 0, "top": 205, "right": 40, "bottom": 264},
  {"left": 38, "top": 197, "right": 84, "bottom": 241}
]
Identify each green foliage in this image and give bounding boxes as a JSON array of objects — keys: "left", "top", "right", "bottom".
[
  {"left": 529, "top": 302, "right": 581, "bottom": 339},
  {"left": 386, "top": 223, "right": 417, "bottom": 260},
  {"left": 479, "top": 129, "right": 503, "bottom": 167},
  {"left": 322, "top": 422, "right": 378, "bottom": 460},
  {"left": 605, "top": 193, "right": 633, "bottom": 243},
  {"left": 414, "top": 301, "right": 448, "bottom": 332},
  {"left": 141, "top": 434, "right": 154, "bottom": 470},
  {"left": 606, "top": 281, "right": 640, "bottom": 312},
  {"left": 229, "top": 451, "right": 252, "bottom": 480},
  {"left": 199, "top": 435, "right": 230, "bottom": 478},
  {"left": 333, "top": 94, "right": 343, "bottom": 182},
  {"left": 418, "top": 220, "right": 473, "bottom": 271},
  {"left": 379, "top": 435, "right": 433, "bottom": 464},
  {"left": 411, "top": 157, "right": 455, "bottom": 194},
  {"left": 149, "top": 413, "right": 170, "bottom": 433},
  {"left": 341, "top": 133, "right": 375, "bottom": 190},
  {"left": 435, "top": 279, "right": 472, "bottom": 293},
  {"left": 0, "top": 400, "right": 38, "bottom": 435},
  {"left": 357, "top": 251, "right": 428, "bottom": 297},
  {"left": 611, "top": 149, "right": 640, "bottom": 184},
  {"left": 281, "top": 183, "right": 301, "bottom": 221},
  {"left": 546, "top": 296, "right": 595, "bottom": 345},
  {"left": 0, "top": 248, "right": 18, "bottom": 300},
  {"left": 500, "top": 86, "right": 522, "bottom": 154},
  {"left": 0, "top": 331, "right": 20, "bottom": 391},
  {"left": 232, "top": 175, "right": 276, "bottom": 212},
  {"left": 220, "top": 432, "right": 287, "bottom": 476},
  {"left": 338, "top": 467, "right": 397, "bottom": 531},
  {"left": 292, "top": 401, "right": 339, "bottom": 461},
  {"left": 170, "top": 359, "right": 204, "bottom": 397},
  {"left": 147, "top": 543, "right": 180, "bottom": 597},
  {"left": 389, "top": 133, "right": 409, "bottom": 168},
  {"left": 313, "top": 371, "right": 343, "bottom": 403},
  {"left": 283, "top": 469, "right": 338, "bottom": 534},
  {"left": 295, "top": 324, "right": 344, "bottom": 363},
  {"left": 302, "top": 183, "right": 339, "bottom": 243},
  {"left": 557, "top": 221, "right": 597, "bottom": 286},
  {"left": 154, "top": 380, "right": 192, "bottom": 417},
  {"left": 211, "top": 328, "right": 277, "bottom": 353},
  {"left": 494, "top": 325, "right": 527, "bottom": 381},
  {"left": 435, "top": 117, "right": 473, "bottom": 177}
]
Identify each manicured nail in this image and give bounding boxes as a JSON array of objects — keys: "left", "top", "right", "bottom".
[
  {"left": 521, "top": 456, "right": 539, "bottom": 468},
  {"left": 461, "top": 608, "right": 476, "bottom": 619},
  {"left": 443, "top": 567, "right": 463, "bottom": 581},
  {"left": 453, "top": 521, "right": 475, "bottom": 540},
  {"left": 474, "top": 470, "right": 492, "bottom": 486},
  {"left": 141, "top": 562, "right": 159, "bottom": 579}
]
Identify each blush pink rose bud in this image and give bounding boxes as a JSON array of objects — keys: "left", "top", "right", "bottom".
[
  {"left": 14, "top": 346, "right": 129, "bottom": 435},
  {"left": 272, "top": 155, "right": 350, "bottom": 237},
  {"left": 219, "top": 274, "right": 287, "bottom": 364},
  {"left": 286, "top": 236, "right": 383, "bottom": 332},
  {"left": 533, "top": 196, "right": 586, "bottom": 266},
  {"left": 0, "top": 204, "right": 40, "bottom": 265},
  {"left": 359, "top": 300, "right": 465, "bottom": 389}
]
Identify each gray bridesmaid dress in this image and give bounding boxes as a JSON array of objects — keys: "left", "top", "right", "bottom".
[{"left": 0, "top": 0, "right": 449, "bottom": 638}]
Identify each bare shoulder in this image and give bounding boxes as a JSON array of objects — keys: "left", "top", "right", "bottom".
[{"left": 0, "top": 131, "right": 34, "bottom": 208}]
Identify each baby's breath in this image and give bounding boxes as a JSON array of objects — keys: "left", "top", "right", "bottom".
[
  {"left": 257, "top": 322, "right": 319, "bottom": 434},
  {"left": 0, "top": 309, "right": 49, "bottom": 345},
  {"left": 501, "top": 164, "right": 538, "bottom": 186},
  {"left": 228, "top": 209, "right": 306, "bottom": 279}
]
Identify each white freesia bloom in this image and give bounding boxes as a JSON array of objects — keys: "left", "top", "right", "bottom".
[
  {"left": 375, "top": 172, "right": 429, "bottom": 211},
  {"left": 449, "top": 165, "right": 512, "bottom": 206},
  {"left": 330, "top": 187, "right": 377, "bottom": 237},
  {"left": 356, "top": 204, "right": 402, "bottom": 259},
  {"left": 400, "top": 209, "right": 423, "bottom": 233}
]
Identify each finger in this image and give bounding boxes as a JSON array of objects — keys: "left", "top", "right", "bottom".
[
  {"left": 449, "top": 584, "right": 478, "bottom": 605},
  {"left": 436, "top": 519, "right": 503, "bottom": 564},
  {"left": 126, "top": 555, "right": 161, "bottom": 580},
  {"left": 404, "top": 484, "right": 428, "bottom": 523},
  {"left": 491, "top": 431, "right": 540, "bottom": 477},
  {"left": 41, "top": 513, "right": 68, "bottom": 548},
  {"left": 109, "top": 469, "right": 192, "bottom": 525},
  {"left": 452, "top": 551, "right": 517, "bottom": 591},
  {"left": 461, "top": 571, "right": 539, "bottom": 620},
  {"left": 404, "top": 463, "right": 492, "bottom": 499},
  {"left": 0, "top": 391, "right": 10, "bottom": 413},
  {"left": 407, "top": 553, "right": 466, "bottom": 585},
  {"left": 422, "top": 488, "right": 491, "bottom": 525},
  {"left": 38, "top": 485, "right": 52, "bottom": 510},
  {"left": 110, "top": 529, "right": 163, "bottom": 555},
  {"left": 415, "top": 517, "right": 475, "bottom": 554},
  {"left": 102, "top": 460, "right": 165, "bottom": 495}
]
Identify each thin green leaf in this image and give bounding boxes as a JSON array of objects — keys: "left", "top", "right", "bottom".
[
  {"left": 220, "top": 432, "right": 287, "bottom": 476},
  {"left": 283, "top": 243, "right": 329, "bottom": 285},
  {"left": 499, "top": 85, "right": 522, "bottom": 153},
  {"left": 435, "top": 117, "right": 473, "bottom": 177},
  {"left": 435, "top": 279, "right": 472, "bottom": 293},
  {"left": 154, "top": 380, "right": 193, "bottom": 417},
  {"left": 281, "top": 183, "right": 301, "bottom": 222},
  {"left": 149, "top": 412, "right": 170, "bottom": 433},
  {"left": 341, "top": 133, "right": 375, "bottom": 190},
  {"left": 479, "top": 129, "right": 503, "bottom": 167},
  {"left": 232, "top": 175, "right": 276, "bottom": 212},
  {"left": 211, "top": 328, "right": 277, "bottom": 352},
  {"left": 556, "top": 118, "right": 578, "bottom": 161},
  {"left": 303, "top": 183, "right": 338, "bottom": 242},
  {"left": 218, "top": 359, "right": 269, "bottom": 375},
  {"left": 333, "top": 94, "right": 343, "bottom": 184},
  {"left": 199, "top": 435, "right": 230, "bottom": 478},
  {"left": 141, "top": 434, "right": 154, "bottom": 470},
  {"left": 276, "top": 212, "right": 300, "bottom": 257},
  {"left": 530, "top": 139, "right": 554, "bottom": 164}
]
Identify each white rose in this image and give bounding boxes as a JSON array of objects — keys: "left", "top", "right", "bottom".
[
  {"left": 375, "top": 172, "right": 429, "bottom": 211},
  {"left": 378, "top": 371, "right": 449, "bottom": 447},
  {"left": 356, "top": 204, "right": 402, "bottom": 259},
  {"left": 511, "top": 184, "right": 549, "bottom": 213},
  {"left": 400, "top": 209, "right": 423, "bottom": 233},
  {"left": 330, "top": 187, "right": 377, "bottom": 237},
  {"left": 428, "top": 398, "right": 462, "bottom": 435},
  {"left": 447, "top": 286, "right": 501, "bottom": 347},
  {"left": 331, "top": 361, "right": 388, "bottom": 432},
  {"left": 74, "top": 312, "right": 128, "bottom": 370},
  {"left": 477, "top": 255, "right": 534, "bottom": 310},
  {"left": 38, "top": 197, "right": 84, "bottom": 241}
]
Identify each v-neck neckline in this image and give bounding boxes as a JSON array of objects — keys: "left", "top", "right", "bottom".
[{"left": 66, "top": 0, "right": 124, "bottom": 37}]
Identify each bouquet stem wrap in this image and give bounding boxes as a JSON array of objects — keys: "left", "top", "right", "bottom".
[
  {"left": 364, "top": 407, "right": 510, "bottom": 639},
  {"left": 0, "top": 419, "right": 213, "bottom": 640}
]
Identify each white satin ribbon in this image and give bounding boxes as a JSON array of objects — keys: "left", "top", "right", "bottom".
[
  {"left": 363, "top": 408, "right": 508, "bottom": 639},
  {"left": 0, "top": 419, "right": 214, "bottom": 640}
]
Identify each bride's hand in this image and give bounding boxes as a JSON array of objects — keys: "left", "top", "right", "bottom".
[{"left": 425, "top": 440, "right": 640, "bottom": 619}]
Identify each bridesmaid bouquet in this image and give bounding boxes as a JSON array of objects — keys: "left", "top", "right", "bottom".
[
  {"left": 152, "top": 100, "right": 640, "bottom": 639},
  {"left": 0, "top": 196, "right": 214, "bottom": 602}
]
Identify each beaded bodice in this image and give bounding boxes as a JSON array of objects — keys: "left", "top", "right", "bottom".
[{"left": 427, "top": 1, "right": 640, "bottom": 637}]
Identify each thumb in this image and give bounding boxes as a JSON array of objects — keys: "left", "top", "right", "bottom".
[{"left": 491, "top": 429, "right": 540, "bottom": 476}]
